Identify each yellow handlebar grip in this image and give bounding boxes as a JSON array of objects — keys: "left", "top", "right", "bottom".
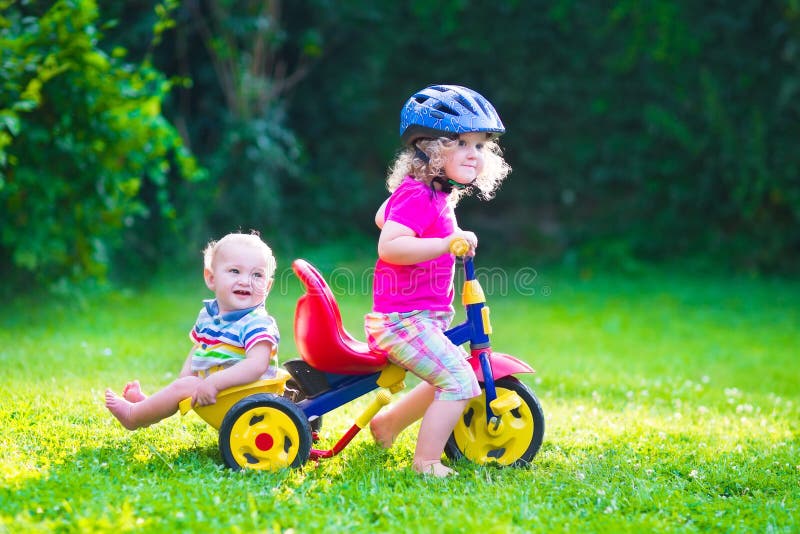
[{"left": 450, "top": 238, "right": 470, "bottom": 256}]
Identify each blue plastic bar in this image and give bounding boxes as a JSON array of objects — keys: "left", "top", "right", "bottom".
[
  {"left": 298, "top": 372, "right": 382, "bottom": 419},
  {"left": 478, "top": 351, "right": 497, "bottom": 421}
]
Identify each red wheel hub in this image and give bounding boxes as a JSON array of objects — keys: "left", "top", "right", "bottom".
[{"left": 255, "top": 433, "right": 274, "bottom": 451}]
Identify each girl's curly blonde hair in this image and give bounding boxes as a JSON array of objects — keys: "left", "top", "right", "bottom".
[{"left": 386, "top": 136, "right": 511, "bottom": 203}]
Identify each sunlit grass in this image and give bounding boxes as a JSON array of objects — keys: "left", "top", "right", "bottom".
[{"left": 1, "top": 263, "right": 797, "bottom": 532}]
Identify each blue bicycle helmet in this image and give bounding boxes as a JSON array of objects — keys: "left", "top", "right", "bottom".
[{"left": 399, "top": 84, "right": 505, "bottom": 145}]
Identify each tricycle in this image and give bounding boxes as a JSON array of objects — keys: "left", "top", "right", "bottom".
[{"left": 179, "top": 239, "right": 545, "bottom": 470}]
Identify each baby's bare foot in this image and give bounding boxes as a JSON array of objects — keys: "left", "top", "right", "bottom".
[
  {"left": 369, "top": 414, "right": 397, "bottom": 449},
  {"left": 105, "top": 389, "right": 137, "bottom": 430},
  {"left": 413, "top": 460, "right": 457, "bottom": 478},
  {"left": 123, "top": 380, "right": 146, "bottom": 403}
]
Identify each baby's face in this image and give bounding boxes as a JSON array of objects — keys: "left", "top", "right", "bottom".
[{"left": 206, "top": 241, "right": 271, "bottom": 313}]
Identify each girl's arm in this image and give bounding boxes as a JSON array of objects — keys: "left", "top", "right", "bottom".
[
  {"left": 375, "top": 197, "right": 390, "bottom": 229},
  {"left": 378, "top": 220, "right": 477, "bottom": 265},
  {"left": 191, "top": 342, "right": 273, "bottom": 406}
]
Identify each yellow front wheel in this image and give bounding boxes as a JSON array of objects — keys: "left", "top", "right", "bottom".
[
  {"left": 445, "top": 377, "right": 544, "bottom": 467},
  {"left": 219, "top": 394, "right": 311, "bottom": 471}
]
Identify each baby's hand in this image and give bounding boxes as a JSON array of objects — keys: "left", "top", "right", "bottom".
[
  {"left": 449, "top": 230, "right": 478, "bottom": 256},
  {"left": 192, "top": 379, "right": 219, "bottom": 407}
]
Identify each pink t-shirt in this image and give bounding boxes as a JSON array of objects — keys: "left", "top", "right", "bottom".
[{"left": 372, "top": 176, "right": 456, "bottom": 313}]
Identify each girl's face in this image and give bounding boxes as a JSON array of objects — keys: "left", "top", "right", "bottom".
[
  {"left": 443, "top": 132, "right": 487, "bottom": 185},
  {"left": 204, "top": 241, "right": 271, "bottom": 314}
]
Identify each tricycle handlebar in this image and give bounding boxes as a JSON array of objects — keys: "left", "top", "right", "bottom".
[{"left": 450, "top": 237, "right": 471, "bottom": 257}]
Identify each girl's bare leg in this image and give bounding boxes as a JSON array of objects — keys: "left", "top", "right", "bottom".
[
  {"left": 412, "top": 398, "right": 468, "bottom": 477},
  {"left": 370, "top": 381, "right": 435, "bottom": 448},
  {"left": 105, "top": 376, "right": 202, "bottom": 430}
]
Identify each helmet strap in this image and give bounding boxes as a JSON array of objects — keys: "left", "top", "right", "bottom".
[
  {"left": 414, "top": 146, "right": 430, "bottom": 164},
  {"left": 432, "top": 175, "right": 453, "bottom": 194},
  {"left": 432, "top": 175, "right": 474, "bottom": 194}
]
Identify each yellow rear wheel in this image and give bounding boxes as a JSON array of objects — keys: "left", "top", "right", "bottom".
[
  {"left": 445, "top": 377, "right": 544, "bottom": 467},
  {"left": 219, "top": 394, "right": 311, "bottom": 471}
]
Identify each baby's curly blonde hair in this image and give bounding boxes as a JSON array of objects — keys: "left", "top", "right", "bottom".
[{"left": 386, "top": 136, "right": 511, "bottom": 203}]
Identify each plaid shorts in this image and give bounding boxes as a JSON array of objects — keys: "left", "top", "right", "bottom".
[{"left": 365, "top": 310, "right": 480, "bottom": 401}]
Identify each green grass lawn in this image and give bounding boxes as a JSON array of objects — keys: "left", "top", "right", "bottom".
[{"left": 1, "top": 259, "right": 798, "bottom": 533}]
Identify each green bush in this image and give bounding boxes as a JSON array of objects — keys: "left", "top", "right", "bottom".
[{"left": 0, "top": 0, "right": 203, "bottom": 289}]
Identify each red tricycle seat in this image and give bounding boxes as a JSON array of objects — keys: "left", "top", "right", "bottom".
[{"left": 292, "top": 259, "right": 388, "bottom": 374}]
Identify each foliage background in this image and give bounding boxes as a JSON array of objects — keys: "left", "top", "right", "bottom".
[
  {"left": 2, "top": 0, "right": 800, "bottom": 288},
  {"left": 1, "top": 3, "right": 798, "bottom": 531}
]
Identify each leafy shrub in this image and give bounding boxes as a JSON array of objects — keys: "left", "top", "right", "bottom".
[{"left": 0, "top": 0, "right": 203, "bottom": 289}]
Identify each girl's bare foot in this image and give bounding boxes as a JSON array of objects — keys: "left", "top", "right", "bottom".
[
  {"left": 123, "top": 380, "right": 146, "bottom": 403},
  {"left": 413, "top": 460, "right": 457, "bottom": 478},
  {"left": 105, "top": 389, "right": 137, "bottom": 430},
  {"left": 369, "top": 414, "right": 397, "bottom": 449}
]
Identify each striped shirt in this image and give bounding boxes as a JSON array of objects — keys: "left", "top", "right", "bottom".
[{"left": 190, "top": 299, "right": 279, "bottom": 376}]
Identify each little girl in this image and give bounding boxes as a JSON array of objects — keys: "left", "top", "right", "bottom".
[
  {"left": 105, "top": 232, "right": 280, "bottom": 430},
  {"left": 365, "top": 85, "right": 511, "bottom": 477}
]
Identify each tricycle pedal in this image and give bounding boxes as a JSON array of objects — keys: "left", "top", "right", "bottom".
[{"left": 489, "top": 390, "right": 522, "bottom": 415}]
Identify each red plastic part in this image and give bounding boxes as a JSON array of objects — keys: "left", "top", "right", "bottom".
[
  {"left": 309, "top": 424, "right": 361, "bottom": 460},
  {"left": 468, "top": 349, "right": 535, "bottom": 381},
  {"left": 292, "top": 259, "right": 388, "bottom": 374},
  {"left": 255, "top": 433, "right": 273, "bottom": 451}
]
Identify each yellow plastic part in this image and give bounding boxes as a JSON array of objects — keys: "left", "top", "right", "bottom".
[
  {"left": 481, "top": 306, "right": 493, "bottom": 335},
  {"left": 376, "top": 363, "right": 406, "bottom": 393},
  {"left": 355, "top": 390, "right": 392, "bottom": 428},
  {"left": 461, "top": 280, "right": 486, "bottom": 305},
  {"left": 489, "top": 390, "right": 521, "bottom": 415},
  {"left": 178, "top": 368, "right": 291, "bottom": 430}
]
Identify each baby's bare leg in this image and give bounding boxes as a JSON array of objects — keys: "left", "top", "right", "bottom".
[{"left": 105, "top": 376, "right": 202, "bottom": 430}]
